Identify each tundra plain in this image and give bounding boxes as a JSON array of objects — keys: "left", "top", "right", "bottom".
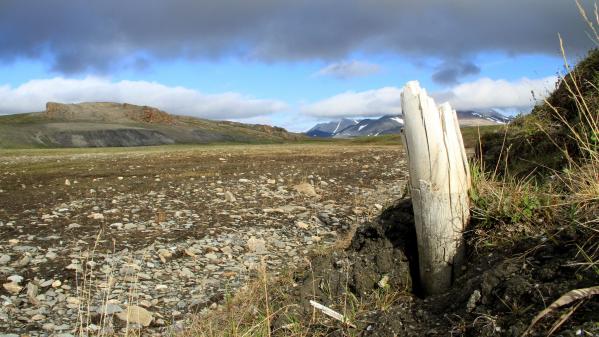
[{"left": 0, "top": 143, "right": 407, "bottom": 335}]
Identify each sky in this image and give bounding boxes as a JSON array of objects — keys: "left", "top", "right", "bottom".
[{"left": 0, "top": 0, "right": 596, "bottom": 132}]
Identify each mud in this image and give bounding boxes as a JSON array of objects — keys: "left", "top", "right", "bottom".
[{"left": 273, "top": 199, "right": 599, "bottom": 337}]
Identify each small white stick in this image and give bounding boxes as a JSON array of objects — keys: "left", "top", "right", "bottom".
[{"left": 309, "top": 300, "right": 356, "bottom": 328}]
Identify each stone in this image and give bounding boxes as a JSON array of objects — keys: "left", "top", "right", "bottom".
[
  {"left": 293, "top": 183, "right": 318, "bottom": 197},
  {"left": 296, "top": 221, "right": 310, "bottom": 230},
  {"left": 466, "top": 290, "right": 481, "bottom": 312},
  {"left": 31, "top": 314, "right": 45, "bottom": 321},
  {"left": 66, "top": 297, "right": 81, "bottom": 305},
  {"left": 3, "top": 282, "right": 22, "bottom": 295},
  {"left": 88, "top": 213, "right": 104, "bottom": 220},
  {"left": 26, "top": 282, "right": 40, "bottom": 305},
  {"left": 157, "top": 249, "right": 172, "bottom": 263},
  {"left": 64, "top": 179, "right": 71, "bottom": 186},
  {"left": 116, "top": 305, "right": 153, "bottom": 327},
  {"left": 180, "top": 267, "right": 194, "bottom": 278},
  {"left": 7, "top": 275, "right": 23, "bottom": 284},
  {"left": 124, "top": 223, "right": 137, "bottom": 230},
  {"left": 224, "top": 191, "right": 236, "bottom": 202},
  {"left": 65, "top": 263, "right": 82, "bottom": 272},
  {"left": 247, "top": 237, "right": 267, "bottom": 254},
  {"left": 97, "top": 303, "right": 123, "bottom": 315},
  {"left": 110, "top": 222, "right": 123, "bottom": 230},
  {"left": 12, "top": 255, "right": 31, "bottom": 267},
  {"left": 0, "top": 255, "right": 10, "bottom": 265},
  {"left": 67, "top": 223, "right": 81, "bottom": 229}
]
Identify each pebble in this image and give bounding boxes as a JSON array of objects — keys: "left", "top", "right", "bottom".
[
  {"left": 224, "top": 191, "right": 236, "bottom": 202},
  {"left": 0, "top": 255, "right": 10, "bottom": 265},
  {"left": 3, "top": 282, "right": 22, "bottom": 294},
  {"left": 116, "top": 305, "right": 153, "bottom": 327}
]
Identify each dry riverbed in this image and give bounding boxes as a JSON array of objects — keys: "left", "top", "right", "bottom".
[{"left": 0, "top": 143, "right": 407, "bottom": 336}]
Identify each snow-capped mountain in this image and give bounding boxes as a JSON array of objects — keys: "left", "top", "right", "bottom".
[
  {"left": 333, "top": 115, "right": 404, "bottom": 138},
  {"left": 457, "top": 110, "right": 513, "bottom": 126},
  {"left": 306, "top": 118, "right": 359, "bottom": 137},
  {"left": 306, "top": 110, "right": 511, "bottom": 138}
]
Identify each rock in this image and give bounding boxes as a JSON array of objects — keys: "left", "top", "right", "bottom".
[
  {"left": 110, "top": 222, "right": 124, "bottom": 230},
  {"left": 221, "top": 246, "right": 233, "bottom": 255},
  {"left": 66, "top": 297, "right": 81, "bottom": 305},
  {"left": 247, "top": 237, "right": 267, "bottom": 254},
  {"left": 7, "top": 275, "right": 23, "bottom": 284},
  {"left": 180, "top": 267, "right": 194, "bottom": 278},
  {"left": 0, "top": 255, "right": 10, "bottom": 265},
  {"left": 67, "top": 223, "right": 81, "bottom": 229},
  {"left": 65, "top": 263, "right": 82, "bottom": 272},
  {"left": 52, "top": 280, "right": 62, "bottom": 288},
  {"left": 157, "top": 249, "right": 172, "bottom": 263},
  {"left": 293, "top": 183, "right": 318, "bottom": 197},
  {"left": 184, "top": 247, "right": 198, "bottom": 257},
  {"left": 296, "top": 221, "right": 310, "bottom": 230},
  {"left": 205, "top": 253, "right": 218, "bottom": 260},
  {"left": 31, "top": 314, "right": 45, "bottom": 321},
  {"left": 26, "top": 282, "right": 40, "bottom": 305},
  {"left": 97, "top": 303, "right": 123, "bottom": 315},
  {"left": 45, "top": 251, "right": 58, "bottom": 260},
  {"left": 267, "top": 179, "right": 276, "bottom": 184},
  {"left": 238, "top": 178, "right": 250, "bottom": 183},
  {"left": 116, "top": 305, "right": 153, "bottom": 327},
  {"left": 64, "top": 179, "right": 71, "bottom": 186},
  {"left": 124, "top": 223, "right": 137, "bottom": 230},
  {"left": 224, "top": 191, "right": 236, "bottom": 202},
  {"left": 88, "top": 213, "right": 104, "bottom": 220},
  {"left": 466, "top": 290, "right": 481, "bottom": 312},
  {"left": 12, "top": 255, "right": 31, "bottom": 267},
  {"left": 3, "top": 282, "right": 22, "bottom": 295}
]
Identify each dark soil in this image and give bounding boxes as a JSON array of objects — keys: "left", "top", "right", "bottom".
[{"left": 273, "top": 199, "right": 599, "bottom": 337}]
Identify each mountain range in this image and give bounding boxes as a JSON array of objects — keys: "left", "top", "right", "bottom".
[
  {"left": 306, "top": 110, "right": 512, "bottom": 138},
  {"left": 0, "top": 102, "right": 303, "bottom": 148}
]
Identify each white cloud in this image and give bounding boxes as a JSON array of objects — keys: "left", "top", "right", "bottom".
[
  {"left": 302, "top": 76, "right": 557, "bottom": 118},
  {"left": 435, "top": 76, "right": 558, "bottom": 111},
  {"left": 0, "top": 77, "right": 288, "bottom": 119},
  {"left": 315, "top": 60, "right": 381, "bottom": 79},
  {"left": 302, "top": 87, "right": 402, "bottom": 118}
]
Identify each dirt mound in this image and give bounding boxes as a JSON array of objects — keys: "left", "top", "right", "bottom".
[
  {"left": 45, "top": 102, "right": 174, "bottom": 124},
  {"left": 272, "top": 199, "right": 598, "bottom": 337}
]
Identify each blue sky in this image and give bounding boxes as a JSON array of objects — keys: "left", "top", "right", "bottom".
[{"left": 0, "top": 1, "right": 593, "bottom": 132}]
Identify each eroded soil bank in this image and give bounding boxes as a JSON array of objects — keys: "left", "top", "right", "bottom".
[{"left": 271, "top": 199, "right": 598, "bottom": 337}]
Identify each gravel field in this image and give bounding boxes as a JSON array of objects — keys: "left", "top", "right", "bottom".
[{"left": 0, "top": 143, "right": 407, "bottom": 336}]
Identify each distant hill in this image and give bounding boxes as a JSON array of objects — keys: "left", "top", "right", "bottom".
[
  {"left": 0, "top": 102, "right": 304, "bottom": 148},
  {"left": 306, "top": 110, "right": 511, "bottom": 138}
]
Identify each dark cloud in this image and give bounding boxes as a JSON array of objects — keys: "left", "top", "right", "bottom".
[
  {"left": 432, "top": 61, "right": 481, "bottom": 85},
  {"left": 0, "top": 0, "right": 594, "bottom": 74}
]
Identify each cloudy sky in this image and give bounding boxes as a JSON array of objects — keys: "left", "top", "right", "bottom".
[{"left": 0, "top": 0, "right": 594, "bottom": 131}]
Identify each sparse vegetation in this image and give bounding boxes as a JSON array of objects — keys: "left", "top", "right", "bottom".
[{"left": 178, "top": 19, "right": 598, "bottom": 337}]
